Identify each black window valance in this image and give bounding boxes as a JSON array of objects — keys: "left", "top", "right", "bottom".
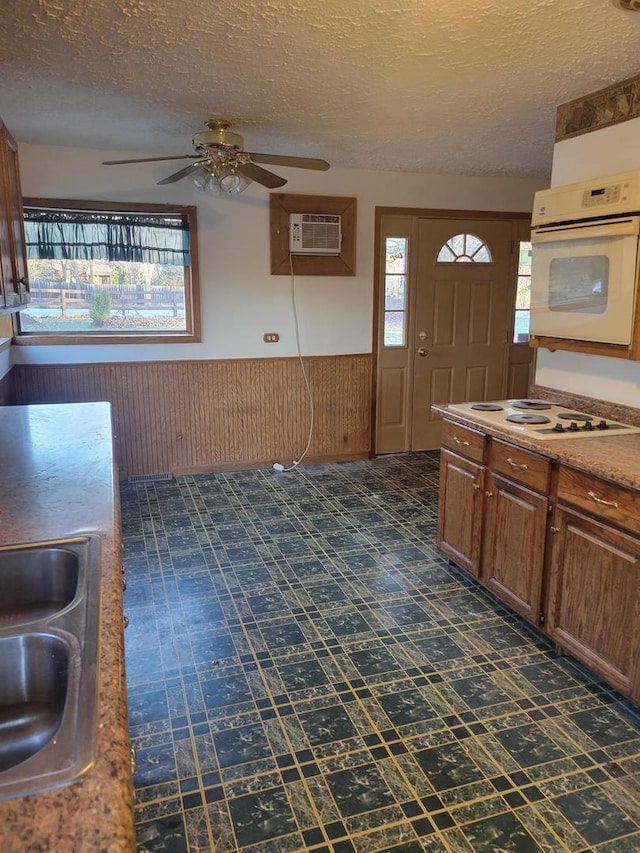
[{"left": 23, "top": 208, "right": 191, "bottom": 266}]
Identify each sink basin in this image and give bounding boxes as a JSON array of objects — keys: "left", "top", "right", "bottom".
[
  {"left": 0, "top": 547, "right": 80, "bottom": 628},
  {"left": 0, "top": 634, "right": 70, "bottom": 772},
  {"left": 0, "top": 537, "right": 100, "bottom": 801}
]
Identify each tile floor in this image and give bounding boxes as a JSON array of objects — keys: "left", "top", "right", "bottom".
[{"left": 120, "top": 452, "right": 640, "bottom": 853}]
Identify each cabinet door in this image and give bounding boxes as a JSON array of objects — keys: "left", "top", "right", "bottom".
[
  {"left": 0, "top": 124, "right": 29, "bottom": 306},
  {"left": 481, "top": 472, "right": 547, "bottom": 624},
  {"left": 437, "top": 448, "right": 484, "bottom": 577},
  {"left": 547, "top": 504, "right": 640, "bottom": 700}
]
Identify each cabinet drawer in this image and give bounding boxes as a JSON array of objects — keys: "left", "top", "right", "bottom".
[
  {"left": 557, "top": 466, "right": 640, "bottom": 536},
  {"left": 489, "top": 439, "right": 550, "bottom": 493},
  {"left": 441, "top": 420, "right": 485, "bottom": 462}
]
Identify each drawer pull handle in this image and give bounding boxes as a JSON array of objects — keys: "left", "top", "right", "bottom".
[
  {"left": 453, "top": 437, "right": 470, "bottom": 447},
  {"left": 587, "top": 490, "right": 619, "bottom": 510},
  {"left": 485, "top": 490, "right": 494, "bottom": 498},
  {"left": 472, "top": 483, "right": 481, "bottom": 491},
  {"left": 506, "top": 457, "right": 528, "bottom": 471}
]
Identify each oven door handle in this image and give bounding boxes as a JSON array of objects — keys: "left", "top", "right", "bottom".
[{"left": 532, "top": 216, "right": 640, "bottom": 243}]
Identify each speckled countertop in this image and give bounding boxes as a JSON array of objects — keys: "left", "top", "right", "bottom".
[
  {"left": 0, "top": 403, "right": 135, "bottom": 852},
  {"left": 434, "top": 387, "right": 640, "bottom": 492}
]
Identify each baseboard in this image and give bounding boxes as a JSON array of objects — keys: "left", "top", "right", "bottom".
[{"left": 172, "top": 451, "right": 371, "bottom": 477}]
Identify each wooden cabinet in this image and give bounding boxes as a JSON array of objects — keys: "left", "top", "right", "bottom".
[
  {"left": 438, "top": 423, "right": 551, "bottom": 623},
  {"left": 481, "top": 441, "right": 550, "bottom": 624},
  {"left": 0, "top": 116, "right": 29, "bottom": 313},
  {"left": 547, "top": 468, "right": 640, "bottom": 700},
  {"left": 437, "top": 416, "right": 640, "bottom": 701},
  {"left": 437, "top": 422, "right": 486, "bottom": 576}
]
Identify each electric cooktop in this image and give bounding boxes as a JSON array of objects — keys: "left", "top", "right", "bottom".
[{"left": 447, "top": 400, "right": 640, "bottom": 441}]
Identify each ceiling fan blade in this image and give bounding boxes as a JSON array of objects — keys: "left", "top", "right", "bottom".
[
  {"left": 102, "top": 154, "right": 200, "bottom": 165},
  {"left": 248, "top": 153, "right": 330, "bottom": 171},
  {"left": 157, "top": 161, "right": 205, "bottom": 185},
  {"left": 237, "top": 162, "right": 287, "bottom": 189}
]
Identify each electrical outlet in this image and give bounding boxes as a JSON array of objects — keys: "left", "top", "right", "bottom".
[{"left": 263, "top": 333, "right": 280, "bottom": 343}]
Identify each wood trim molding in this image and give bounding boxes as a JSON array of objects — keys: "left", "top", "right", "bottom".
[
  {"left": 270, "top": 193, "right": 357, "bottom": 275},
  {"left": 530, "top": 335, "right": 638, "bottom": 361},
  {"left": 23, "top": 197, "right": 197, "bottom": 215},
  {"left": 375, "top": 207, "right": 532, "bottom": 220}
]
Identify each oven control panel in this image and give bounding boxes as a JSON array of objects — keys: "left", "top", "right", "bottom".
[
  {"left": 581, "top": 183, "right": 622, "bottom": 209},
  {"left": 532, "top": 168, "right": 640, "bottom": 226}
]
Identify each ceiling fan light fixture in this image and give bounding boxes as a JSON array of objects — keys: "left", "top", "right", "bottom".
[
  {"left": 103, "top": 118, "right": 330, "bottom": 193},
  {"left": 218, "top": 164, "right": 252, "bottom": 194},
  {"left": 188, "top": 163, "right": 216, "bottom": 193},
  {"left": 187, "top": 159, "right": 251, "bottom": 195}
]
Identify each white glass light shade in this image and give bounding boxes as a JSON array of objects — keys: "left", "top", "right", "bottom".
[
  {"left": 218, "top": 165, "right": 252, "bottom": 194},
  {"left": 188, "top": 164, "right": 219, "bottom": 193},
  {"left": 187, "top": 161, "right": 251, "bottom": 195}
]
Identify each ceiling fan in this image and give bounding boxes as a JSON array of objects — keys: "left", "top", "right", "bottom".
[{"left": 102, "top": 118, "right": 330, "bottom": 194}]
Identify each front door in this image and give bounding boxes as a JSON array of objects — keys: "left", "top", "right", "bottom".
[
  {"left": 376, "top": 213, "right": 520, "bottom": 454},
  {"left": 411, "top": 217, "right": 513, "bottom": 449}
]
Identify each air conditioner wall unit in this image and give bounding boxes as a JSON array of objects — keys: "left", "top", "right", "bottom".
[{"left": 289, "top": 213, "right": 341, "bottom": 256}]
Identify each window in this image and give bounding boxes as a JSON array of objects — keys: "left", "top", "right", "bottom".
[
  {"left": 514, "top": 240, "right": 532, "bottom": 342},
  {"left": 383, "top": 237, "right": 407, "bottom": 347},
  {"left": 436, "top": 233, "right": 492, "bottom": 263},
  {"left": 16, "top": 200, "right": 200, "bottom": 344}
]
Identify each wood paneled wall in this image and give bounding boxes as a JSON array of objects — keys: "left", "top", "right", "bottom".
[{"left": 12, "top": 355, "right": 373, "bottom": 478}]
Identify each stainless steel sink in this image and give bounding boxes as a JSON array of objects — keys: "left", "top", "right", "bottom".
[
  {"left": 0, "top": 537, "right": 100, "bottom": 801},
  {"left": 0, "top": 546, "right": 80, "bottom": 628},
  {"left": 0, "top": 634, "right": 71, "bottom": 772}
]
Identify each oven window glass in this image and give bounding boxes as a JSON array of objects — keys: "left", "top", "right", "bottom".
[{"left": 549, "top": 255, "right": 609, "bottom": 313}]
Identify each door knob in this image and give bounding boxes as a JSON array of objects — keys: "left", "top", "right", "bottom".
[{"left": 417, "top": 347, "right": 428, "bottom": 357}]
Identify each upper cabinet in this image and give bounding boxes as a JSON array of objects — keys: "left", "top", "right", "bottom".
[{"left": 0, "top": 116, "right": 29, "bottom": 314}]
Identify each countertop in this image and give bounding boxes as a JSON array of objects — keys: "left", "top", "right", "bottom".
[
  {"left": 0, "top": 403, "right": 135, "bottom": 852},
  {"left": 433, "top": 400, "right": 640, "bottom": 492}
]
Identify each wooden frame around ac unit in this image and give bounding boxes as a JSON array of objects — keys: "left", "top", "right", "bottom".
[{"left": 269, "top": 193, "right": 357, "bottom": 276}]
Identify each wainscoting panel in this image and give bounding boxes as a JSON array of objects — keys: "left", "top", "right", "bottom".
[{"left": 12, "top": 355, "right": 373, "bottom": 478}]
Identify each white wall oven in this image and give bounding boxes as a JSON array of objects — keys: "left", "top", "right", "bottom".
[{"left": 530, "top": 170, "right": 640, "bottom": 346}]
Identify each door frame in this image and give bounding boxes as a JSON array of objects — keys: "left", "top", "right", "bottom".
[{"left": 372, "top": 207, "right": 533, "bottom": 455}]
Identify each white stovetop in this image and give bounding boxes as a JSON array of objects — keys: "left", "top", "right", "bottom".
[{"left": 447, "top": 400, "right": 640, "bottom": 441}]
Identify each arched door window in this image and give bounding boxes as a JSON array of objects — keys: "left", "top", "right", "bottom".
[{"left": 436, "top": 233, "right": 492, "bottom": 263}]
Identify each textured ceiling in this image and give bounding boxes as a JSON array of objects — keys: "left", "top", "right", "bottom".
[{"left": 1, "top": 0, "right": 639, "bottom": 179}]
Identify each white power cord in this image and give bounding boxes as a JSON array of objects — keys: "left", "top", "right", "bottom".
[{"left": 272, "top": 253, "right": 315, "bottom": 473}]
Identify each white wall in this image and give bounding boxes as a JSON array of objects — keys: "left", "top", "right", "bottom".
[
  {"left": 535, "top": 116, "right": 640, "bottom": 406},
  {"left": 13, "top": 142, "right": 542, "bottom": 365},
  {"left": 550, "top": 117, "right": 640, "bottom": 187}
]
